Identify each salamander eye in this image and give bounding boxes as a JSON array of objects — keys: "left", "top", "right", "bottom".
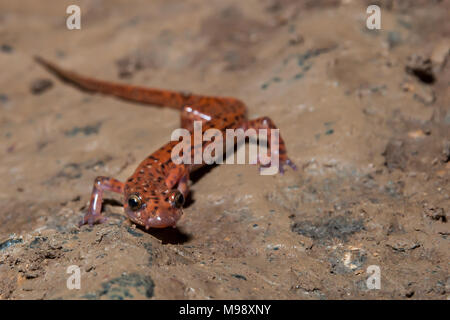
[
  {"left": 169, "top": 190, "right": 184, "bottom": 208},
  {"left": 127, "top": 194, "right": 142, "bottom": 211}
]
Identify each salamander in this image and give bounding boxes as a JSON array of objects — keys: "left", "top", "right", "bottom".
[{"left": 35, "top": 56, "right": 297, "bottom": 229}]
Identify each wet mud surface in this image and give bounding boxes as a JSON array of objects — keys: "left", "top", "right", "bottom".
[{"left": 0, "top": 0, "right": 449, "bottom": 299}]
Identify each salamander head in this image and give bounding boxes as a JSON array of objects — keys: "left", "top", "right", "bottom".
[{"left": 123, "top": 187, "right": 184, "bottom": 229}]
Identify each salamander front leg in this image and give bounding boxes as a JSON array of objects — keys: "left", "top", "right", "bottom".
[
  {"left": 79, "top": 176, "right": 125, "bottom": 227},
  {"left": 176, "top": 173, "right": 190, "bottom": 199},
  {"left": 165, "top": 164, "right": 190, "bottom": 199}
]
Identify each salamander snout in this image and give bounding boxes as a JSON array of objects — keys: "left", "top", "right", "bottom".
[{"left": 124, "top": 190, "right": 185, "bottom": 229}]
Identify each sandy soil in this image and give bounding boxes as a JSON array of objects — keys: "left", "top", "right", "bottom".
[{"left": 0, "top": 0, "right": 449, "bottom": 299}]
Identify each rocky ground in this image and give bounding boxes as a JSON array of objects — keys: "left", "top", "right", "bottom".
[{"left": 0, "top": 0, "right": 449, "bottom": 299}]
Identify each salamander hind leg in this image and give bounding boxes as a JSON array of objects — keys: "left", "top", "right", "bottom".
[
  {"left": 242, "top": 116, "right": 297, "bottom": 174},
  {"left": 79, "top": 176, "right": 125, "bottom": 227}
]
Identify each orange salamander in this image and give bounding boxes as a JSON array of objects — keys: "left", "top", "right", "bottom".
[{"left": 35, "top": 56, "right": 297, "bottom": 229}]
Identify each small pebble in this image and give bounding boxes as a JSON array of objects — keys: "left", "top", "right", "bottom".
[
  {"left": 0, "top": 93, "right": 9, "bottom": 104},
  {"left": 31, "top": 78, "right": 53, "bottom": 95},
  {"left": 289, "top": 34, "right": 304, "bottom": 46},
  {"left": 387, "top": 31, "right": 402, "bottom": 49},
  {"left": 1, "top": 44, "right": 13, "bottom": 53}
]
